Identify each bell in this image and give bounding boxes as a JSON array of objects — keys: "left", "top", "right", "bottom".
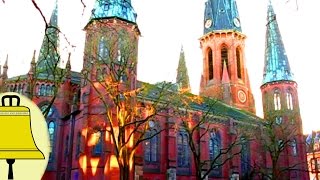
[{"left": 0, "top": 95, "right": 44, "bottom": 179}]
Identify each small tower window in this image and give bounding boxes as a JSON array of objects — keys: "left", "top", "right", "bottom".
[
  {"left": 275, "top": 116, "right": 282, "bottom": 125},
  {"left": 221, "top": 46, "right": 229, "bottom": 79},
  {"left": 236, "top": 47, "right": 242, "bottom": 79},
  {"left": 48, "top": 121, "right": 55, "bottom": 161},
  {"left": 40, "top": 84, "right": 45, "bottom": 96},
  {"left": 274, "top": 89, "right": 281, "bottom": 110},
  {"left": 207, "top": 48, "right": 214, "bottom": 80},
  {"left": 292, "top": 139, "right": 297, "bottom": 156},
  {"left": 98, "top": 37, "right": 108, "bottom": 62},
  {"left": 286, "top": 91, "right": 293, "bottom": 110}
]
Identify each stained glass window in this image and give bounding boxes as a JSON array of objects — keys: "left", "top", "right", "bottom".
[
  {"left": 144, "top": 129, "right": 159, "bottom": 163},
  {"left": 177, "top": 131, "right": 189, "bottom": 167}
]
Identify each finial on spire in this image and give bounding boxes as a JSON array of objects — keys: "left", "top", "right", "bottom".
[
  {"left": 3, "top": 54, "right": 8, "bottom": 69},
  {"left": 66, "top": 53, "right": 71, "bottom": 70}
]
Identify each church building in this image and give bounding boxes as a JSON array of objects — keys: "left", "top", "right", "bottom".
[{"left": 0, "top": 0, "right": 309, "bottom": 179}]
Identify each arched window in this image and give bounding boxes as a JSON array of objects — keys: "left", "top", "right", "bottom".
[
  {"left": 236, "top": 47, "right": 242, "bottom": 79},
  {"left": 36, "top": 84, "right": 40, "bottom": 96},
  {"left": 18, "top": 84, "right": 22, "bottom": 94},
  {"left": 274, "top": 89, "right": 281, "bottom": 110},
  {"left": 46, "top": 84, "right": 51, "bottom": 96},
  {"left": 40, "top": 84, "right": 45, "bottom": 96},
  {"left": 286, "top": 91, "right": 293, "bottom": 110},
  {"left": 118, "top": 37, "right": 125, "bottom": 62},
  {"left": 292, "top": 139, "right": 297, "bottom": 156},
  {"left": 207, "top": 48, "right": 214, "bottom": 80},
  {"left": 93, "top": 131, "right": 103, "bottom": 155},
  {"left": 221, "top": 46, "right": 229, "bottom": 79},
  {"left": 51, "top": 85, "right": 55, "bottom": 96},
  {"left": 98, "top": 37, "right": 108, "bottom": 61},
  {"left": 209, "top": 130, "right": 222, "bottom": 176},
  {"left": 48, "top": 121, "right": 55, "bottom": 161},
  {"left": 144, "top": 129, "right": 159, "bottom": 163},
  {"left": 241, "top": 138, "right": 251, "bottom": 179},
  {"left": 177, "top": 131, "right": 189, "bottom": 167}
]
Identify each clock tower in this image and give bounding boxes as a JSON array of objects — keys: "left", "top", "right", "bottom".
[{"left": 199, "top": 0, "right": 255, "bottom": 113}]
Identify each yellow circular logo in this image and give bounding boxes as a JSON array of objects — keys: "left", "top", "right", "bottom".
[{"left": 0, "top": 93, "right": 49, "bottom": 180}]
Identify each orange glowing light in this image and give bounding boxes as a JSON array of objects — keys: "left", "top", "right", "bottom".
[
  {"left": 90, "top": 158, "right": 100, "bottom": 175},
  {"left": 110, "top": 155, "right": 119, "bottom": 169},
  {"left": 81, "top": 128, "right": 88, "bottom": 137},
  {"left": 87, "top": 131, "right": 101, "bottom": 146},
  {"left": 79, "top": 155, "right": 87, "bottom": 174}
]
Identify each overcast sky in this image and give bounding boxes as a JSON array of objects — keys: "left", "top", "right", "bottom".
[{"left": 0, "top": 0, "right": 319, "bottom": 134}]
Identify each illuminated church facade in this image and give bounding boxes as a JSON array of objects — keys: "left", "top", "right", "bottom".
[{"left": 0, "top": 0, "right": 309, "bottom": 179}]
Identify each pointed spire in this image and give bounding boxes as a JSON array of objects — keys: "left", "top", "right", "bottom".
[
  {"left": 66, "top": 53, "right": 71, "bottom": 71},
  {"left": 37, "top": 0, "right": 59, "bottom": 72},
  {"left": 2, "top": 54, "right": 8, "bottom": 79},
  {"left": 90, "top": 0, "right": 137, "bottom": 23},
  {"left": 65, "top": 53, "right": 72, "bottom": 80},
  {"left": 203, "top": 0, "right": 242, "bottom": 34},
  {"left": 29, "top": 50, "right": 36, "bottom": 75},
  {"left": 262, "top": 1, "right": 294, "bottom": 85},
  {"left": 176, "top": 46, "right": 191, "bottom": 92},
  {"left": 221, "top": 61, "right": 230, "bottom": 84},
  {"left": 3, "top": 54, "right": 8, "bottom": 69}
]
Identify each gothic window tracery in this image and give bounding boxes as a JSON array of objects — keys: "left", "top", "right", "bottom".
[
  {"left": 144, "top": 123, "right": 159, "bottom": 163},
  {"left": 208, "top": 48, "right": 214, "bottom": 80},
  {"left": 236, "top": 47, "right": 242, "bottom": 79},
  {"left": 241, "top": 137, "right": 250, "bottom": 179},
  {"left": 274, "top": 89, "right": 281, "bottom": 110},
  {"left": 286, "top": 90, "right": 293, "bottom": 110},
  {"left": 209, "top": 130, "right": 222, "bottom": 176},
  {"left": 177, "top": 131, "right": 189, "bottom": 167},
  {"left": 98, "top": 37, "right": 108, "bottom": 62},
  {"left": 48, "top": 121, "right": 55, "bottom": 162}
]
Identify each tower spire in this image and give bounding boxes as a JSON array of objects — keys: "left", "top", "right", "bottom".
[
  {"left": 203, "top": 0, "right": 242, "bottom": 34},
  {"left": 176, "top": 46, "right": 191, "bottom": 92},
  {"left": 262, "top": 1, "right": 294, "bottom": 85},
  {"left": 2, "top": 54, "right": 8, "bottom": 80},
  {"left": 90, "top": 0, "right": 137, "bottom": 23},
  {"left": 37, "top": 0, "right": 59, "bottom": 72}
]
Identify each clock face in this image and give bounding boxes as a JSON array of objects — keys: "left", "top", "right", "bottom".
[
  {"left": 233, "top": 17, "right": 241, "bottom": 27},
  {"left": 237, "top": 90, "right": 247, "bottom": 103},
  {"left": 205, "top": 19, "right": 213, "bottom": 29}
]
